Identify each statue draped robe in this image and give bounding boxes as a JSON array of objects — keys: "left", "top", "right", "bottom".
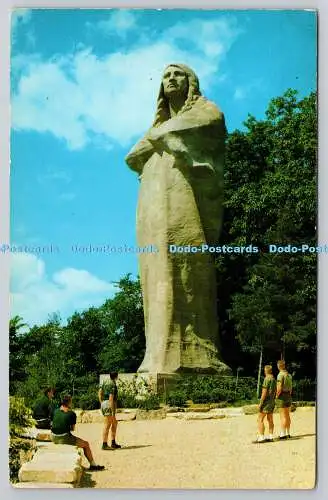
[{"left": 126, "top": 96, "right": 230, "bottom": 374}]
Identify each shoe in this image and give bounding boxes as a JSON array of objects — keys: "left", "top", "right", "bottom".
[
  {"left": 101, "top": 444, "right": 112, "bottom": 450},
  {"left": 111, "top": 442, "right": 122, "bottom": 449},
  {"left": 89, "top": 465, "right": 105, "bottom": 471},
  {"left": 279, "top": 436, "right": 288, "bottom": 440},
  {"left": 252, "top": 437, "right": 266, "bottom": 444},
  {"left": 266, "top": 438, "right": 274, "bottom": 442}
]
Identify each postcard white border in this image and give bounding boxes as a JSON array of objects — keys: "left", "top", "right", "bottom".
[{"left": 1, "top": 1, "right": 326, "bottom": 499}]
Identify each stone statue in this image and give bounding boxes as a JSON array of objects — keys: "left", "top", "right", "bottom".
[{"left": 125, "top": 64, "right": 230, "bottom": 374}]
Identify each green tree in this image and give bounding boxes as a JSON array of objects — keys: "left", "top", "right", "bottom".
[
  {"left": 9, "top": 316, "right": 28, "bottom": 392},
  {"left": 217, "top": 89, "right": 316, "bottom": 378},
  {"left": 99, "top": 274, "right": 145, "bottom": 373}
]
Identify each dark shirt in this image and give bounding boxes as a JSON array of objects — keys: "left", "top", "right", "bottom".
[
  {"left": 33, "top": 395, "right": 56, "bottom": 421},
  {"left": 51, "top": 408, "right": 77, "bottom": 435},
  {"left": 100, "top": 380, "right": 118, "bottom": 402}
]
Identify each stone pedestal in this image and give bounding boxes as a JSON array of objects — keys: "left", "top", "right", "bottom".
[
  {"left": 100, "top": 372, "right": 182, "bottom": 396},
  {"left": 100, "top": 372, "right": 231, "bottom": 396}
]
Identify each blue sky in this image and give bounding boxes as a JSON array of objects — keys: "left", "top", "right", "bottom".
[{"left": 10, "top": 8, "right": 317, "bottom": 327}]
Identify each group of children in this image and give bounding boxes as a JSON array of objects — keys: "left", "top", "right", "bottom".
[
  {"left": 32, "top": 371, "right": 122, "bottom": 472},
  {"left": 256, "top": 359, "right": 293, "bottom": 443},
  {"left": 33, "top": 388, "right": 106, "bottom": 471},
  {"left": 31, "top": 361, "right": 293, "bottom": 470}
]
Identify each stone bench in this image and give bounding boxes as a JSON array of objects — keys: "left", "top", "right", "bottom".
[
  {"left": 18, "top": 443, "right": 83, "bottom": 488},
  {"left": 14, "top": 482, "right": 74, "bottom": 488},
  {"left": 20, "top": 427, "right": 52, "bottom": 441}
]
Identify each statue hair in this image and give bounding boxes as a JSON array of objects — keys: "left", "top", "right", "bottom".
[{"left": 153, "top": 64, "right": 202, "bottom": 126}]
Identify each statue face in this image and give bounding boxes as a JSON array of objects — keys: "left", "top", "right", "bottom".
[{"left": 162, "top": 65, "right": 188, "bottom": 99}]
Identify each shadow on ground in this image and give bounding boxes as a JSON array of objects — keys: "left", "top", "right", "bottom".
[
  {"left": 114, "top": 444, "right": 152, "bottom": 450},
  {"left": 78, "top": 471, "right": 97, "bottom": 488},
  {"left": 252, "top": 433, "right": 316, "bottom": 444},
  {"left": 287, "top": 433, "right": 316, "bottom": 440}
]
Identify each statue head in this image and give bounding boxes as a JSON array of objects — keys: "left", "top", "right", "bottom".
[{"left": 153, "top": 63, "right": 202, "bottom": 126}]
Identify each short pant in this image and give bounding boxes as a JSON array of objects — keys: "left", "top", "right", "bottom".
[
  {"left": 101, "top": 400, "right": 115, "bottom": 417},
  {"left": 259, "top": 401, "right": 275, "bottom": 413},
  {"left": 275, "top": 393, "right": 292, "bottom": 408},
  {"left": 51, "top": 433, "right": 78, "bottom": 445}
]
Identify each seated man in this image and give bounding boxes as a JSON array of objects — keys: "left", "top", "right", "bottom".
[
  {"left": 51, "top": 394, "right": 105, "bottom": 471},
  {"left": 33, "top": 387, "right": 56, "bottom": 429}
]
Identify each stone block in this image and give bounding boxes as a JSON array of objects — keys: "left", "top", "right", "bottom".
[
  {"left": 13, "top": 482, "right": 75, "bottom": 488},
  {"left": 166, "top": 406, "right": 185, "bottom": 413},
  {"left": 19, "top": 459, "right": 82, "bottom": 484},
  {"left": 36, "top": 444, "right": 81, "bottom": 454},
  {"left": 183, "top": 412, "right": 225, "bottom": 420},
  {"left": 32, "top": 454, "right": 82, "bottom": 468},
  {"left": 135, "top": 408, "right": 167, "bottom": 420},
  {"left": 209, "top": 402, "right": 228, "bottom": 409},
  {"left": 116, "top": 411, "right": 136, "bottom": 421},
  {"left": 184, "top": 406, "right": 210, "bottom": 413},
  {"left": 166, "top": 412, "right": 185, "bottom": 419},
  {"left": 80, "top": 410, "right": 104, "bottom": 424},
  {"left": 242, "top": 404, "right": 259, "bottom": 415},
  {"left": 20, "top": 427, "right": 52, "bottom": 441},
  {"left": 35, "top": 430, "right": 52, "bottom": 441},
  {"left": 18, "top": 445, "right": 83, "bottom": 485}
]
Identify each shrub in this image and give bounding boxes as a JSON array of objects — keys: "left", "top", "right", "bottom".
[
  {"left": 166, "top": 390, "right": 188, "bottom": 407},
  {"left": 9, "top": 437, "right": 35, "bottom": 483},
  {"left": 189, "top": 390, "right": 210, "bottom": 404},
  {"left": 73, "top": 390, "right": 99, "bottom": 410},
  {"left": 116, "top": 375, "right": 156, "bottom": 409},
  {"left": 9, "top": 397, "right": 36, "bottom": 483},
  {"left": 177, "top": 375, "right": 258, "bottom": 404},
  {"left": 9, "top": 396, "right": 35, "bottom": 436},
  {"left": 117, "top": 392, "right": 138, "bottom": 409},
  {"left": 292, "top": 379, "right": 316, "bottom": 401},
  {"left": 13, "top": 379, "right": 41, "bottom": 409},
  {"left": 136, "top": 394, "right": 161, "bottom": 410}
]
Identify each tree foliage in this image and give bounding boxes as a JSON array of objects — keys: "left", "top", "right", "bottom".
[{"left": 217, "top": 89, "right": 316, "bottom": 377}]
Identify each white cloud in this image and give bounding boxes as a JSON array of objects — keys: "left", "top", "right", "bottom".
[
  {"left": 233, "top": 79, "right": 265, "bottom": 101},
  {"left": 10, "top": 253, "right": 116, "bottom": 326},
  {"left": 234, "top": 87, "right": 247, "bottom": 100},
  {"left": 11, "top": 15, "right": 242, "bottom": 149},
  {"left": 37, "top": 169, "right": 71, "bottom": 185},
  {"left": 92, "top": 10, "right": 138, "bottom": 38}
]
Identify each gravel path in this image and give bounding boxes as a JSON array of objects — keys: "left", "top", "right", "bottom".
[{"left": 77, "top": 407, "right": 315, "bottom": 489}]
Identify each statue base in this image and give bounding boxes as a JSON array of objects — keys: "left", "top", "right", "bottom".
[{"left": 100, "top": 369, "right": 231, "bottom": 396}]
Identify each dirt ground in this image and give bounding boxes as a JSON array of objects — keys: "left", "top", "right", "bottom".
[{"left": 77, "top": 407, "right": 316, "bottom": 489}]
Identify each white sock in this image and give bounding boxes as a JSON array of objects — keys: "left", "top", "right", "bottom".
[
  {"left": 258, "top": 435, "right": 265, "bottom": 441},
  {"left": 269, "top": 434, "right": 274, "bottom": 440},
  {"left": 280, "top": 430, "right": 286, "bottom": 437},
  {"left": 286, "top": 428, "right": 290, "bottom": 436}
]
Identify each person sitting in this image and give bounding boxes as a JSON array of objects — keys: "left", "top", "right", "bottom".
[
  {"left": 98, "top": 372, "right": 121, "bottom": 450},
  {"left": 256, "top": 365, "right": 277, "bottom": 443},
  {"left": 33, "top": 387, "right": 56, "bottom": 429},
  {"left": 275, "top": 359, "right": 293, "bottom": 439},
  {"left": 51, "top": 394, "right": 105, "bottom": 471}
]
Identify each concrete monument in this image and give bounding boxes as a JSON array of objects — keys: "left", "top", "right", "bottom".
[{"left": 125, "top": 64, "right": 230, "bottom": 375}]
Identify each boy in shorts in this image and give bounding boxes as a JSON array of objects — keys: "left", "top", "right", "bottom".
[
  {"left": 256, "top": 365, "right": 277, "bottom": 443},
  {"left": 275, "top": 359, "right": 293, "bottom": 439},
  {"left": 51, "top": 394, "right": 105, "bottom": 471}
]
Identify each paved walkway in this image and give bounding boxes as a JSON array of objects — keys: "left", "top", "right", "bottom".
[{"left": 77, "top": 407, "right": 315, "bottom": 489}]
